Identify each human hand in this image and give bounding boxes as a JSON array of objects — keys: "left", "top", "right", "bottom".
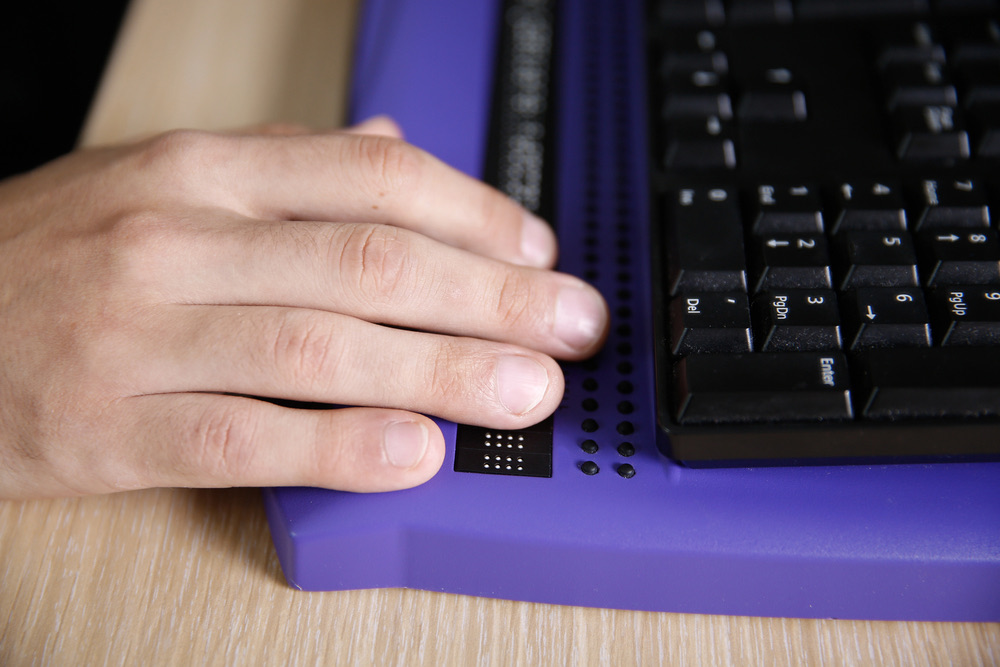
[{"left": 0, "top": 118, "right": 608, "bottom": 499}]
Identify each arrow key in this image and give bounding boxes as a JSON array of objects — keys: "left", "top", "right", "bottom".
[
  {"left": 750, "top": 233, "right": 832, "bottom": 292},
  {"left": 844, "top": 287, "right": 931, "bottom": 350},
  {"left": 917, "top": 228, "right": 1000, "bottom": 286}
]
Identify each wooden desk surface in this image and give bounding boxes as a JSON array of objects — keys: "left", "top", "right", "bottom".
[{"left": 3, "top": 0, "right": 999, "bottom": 664}]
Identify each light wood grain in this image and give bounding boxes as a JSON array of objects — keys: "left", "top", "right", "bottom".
[
  {"left": 3, "top": 489, "right": 999, "bottom": 666},
  {"left": 80, "top": 0, "right": 355, "bottom": 146},
  {"left": 3, "top": 0, "right": 1000, "bottom": 664}
]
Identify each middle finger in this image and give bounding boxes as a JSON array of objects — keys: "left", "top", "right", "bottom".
[{"left": 149, "top": 216, "right": 608, "bottom": 360}]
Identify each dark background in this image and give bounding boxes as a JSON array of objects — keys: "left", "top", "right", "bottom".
[{"left": 1, "top": 2, "right": 131, "bottom": 179}]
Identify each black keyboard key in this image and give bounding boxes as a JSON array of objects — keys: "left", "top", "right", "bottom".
[
  {"left": 877, "top": 42, "right": 946, "bottom": 69},
  {"left": 738, "top": 89, "right": 808, "bottom": 122},
  {"left": 727, "top": 0, "right": 793, "bottom": 23},
  {"left": 663, "top": 117, "right": 737, "bottom": 169},
  {"left": 967, "top": 102, "right": 1000, "bottom": 158},
  {"left": 660, "top": 51, "right": 728, "bottom": 77},
  {"left": 662, "top": 91, "right": 734, "bottom": 120},
  {"left": 751, "top": 183, "right": 824, "bottom": 234},
  {"left": 929, "top": 286, "right": 1000, "bottom": 345},
  {"left": 958, "top": 61, "right": 1000, "bottom": 105},
  {"left": 799, "top": 0, "right": 930, "bottom": 20},
  {"left": 844, "top": 287, "right": 932, "bottom": 349},
  {"left": 893, "top": 105, "right": 971, "bottom": 161},
  {"left": 918, "top": 228, "right": 1000, "bottom": 285},
  {"left": 751, "top": 233, "right": 832, "bottom": 291},
  {"left": 674, "top": 352, "right": 853, "bottom": 424},
  {"left": 738, "top": 69, "right": 807, "bottom": 122},
  {"left": 670, "top": 292, "right": 753, "bottom": 354},
  {"left": 882, "top": 62, "right": 957, "bottom": 109},
  {"left": 913, "top": 177, "right": 991, "bottom": 229},
  {"left": 665, "top": 187, "right": 747, "bottom": 294},
  {"left": 754, "top": 289, "right": 842, "bottom": 351},
  {"left": 856, "top": 347, "right": 1000, "bottom": 418},
  {"left": 832, "top": 181, "right": 908, "bottom": 233},
  {"left": 835, "top": 231, "right": 920, "bottom": 288},
  {"left": 656, "top": 0, "right": 726, "bottom": 25}
]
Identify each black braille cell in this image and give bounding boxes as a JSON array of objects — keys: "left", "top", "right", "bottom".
[
  {"left": 582, "top": 418, "right": 599, "bottom": 432},
  {"left": 618, "top": 401, "right": 634, "bottom": 414},
  {"left": 582, "top": 398, "right": 599, "bottom": 411},
  {"left": 618, "top": 442, "right": 636, "bottom": 457},
  {"left": 581, "top": 439, "right": 599, "bottom": 454},
  {"left": 583, "top": 378, "right": 599, "bottom": 391},
  {"left": 617, "top": 421, "right": 635, "bottom": 435},
  {"left": 618, "top": 362, "right": 633, "bottom": 374},
  {"left": 617, "top": 380, "right": 634, "bottom": 394},
  {"left": 617, "top": 464, "right": 636, "bottom": 478},
  {"left": 581, "top": 461, "right": 600, "bottom": 475}
]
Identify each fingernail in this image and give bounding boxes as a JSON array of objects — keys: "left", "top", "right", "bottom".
[
  {"left": 496, "top": 355, "right": 549, "bottom": 415},
  {"left": 554, "top": 284, "right": 606, "bottom": 352},
  {"left": 383, "top": 420, "right": 429, "bottom": 469},
  {"left": 519, "top": 212, "right": 557, "bottom": 267}
]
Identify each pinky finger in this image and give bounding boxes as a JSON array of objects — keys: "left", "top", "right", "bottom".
[{"left": 122, "top": 394, "right": 445, "bottom": 492}]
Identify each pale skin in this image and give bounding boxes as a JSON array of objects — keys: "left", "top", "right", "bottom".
[{"left": 0, "top": 117, "right": 609, "bottom": 499}]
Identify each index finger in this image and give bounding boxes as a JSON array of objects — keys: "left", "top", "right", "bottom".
[{"left": 139, "top": 130, "right": 558, "bottom": 269}]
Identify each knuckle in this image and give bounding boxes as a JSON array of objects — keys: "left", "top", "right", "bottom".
[
  {"left": 182, "top": 403, "right": 259, "bottom": 481},
  {"left": 336, "top": 225, "right": 413, "bottom": 307},
  {"left": 100, "top": 210, "right": 182, "bottom": 293},
  {"left": 139, "top": 129, "right": 221, "bottom": 171},
  {"left": 424, "top": 339, "right": 490, "bottom": 405},
  {"left": 133, "top": 129, "right": 233, "bottom": 195},
  {"left": 492, "top": 271, "right": 539, "bottom": 330},
  {"left": 354, "top": 136, "right": 423, "bottom": 202},
  {"left": 269, "top": 312, "right": 342, "bottom": 390},
  {"left": 304, "top": 417, "right": 352, "bottom": 485}
]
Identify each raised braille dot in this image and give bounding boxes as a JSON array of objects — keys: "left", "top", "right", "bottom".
[
  {"left": 617, "top": 464, "right": 636, "bottom": 479},
  {"left": 581, "top": 418, "right": 599, "bottom": 433},
  {"left": 618, "top": 401, "right": 634, "bottom": 415},
  {"left": 618, "top": 361, "right": 633, "bottom": 374},
  {"left": 582, "top": 378, "right": 599, "bottom": 392},
  {"left": 582, "top": 398, "right": 599, "bottom": 412},
  {"left": 581, "top": 461, "right": 600, "bottom": 475},
  {"left": 617, "top": 380, "right": 634, "bottom": 394},
  {"left": 617, "top": 421, "right": 635, "bottom": 435},
  {"left": 617, "top": 442, "right": 636, "bottom": 457},
  {"left": 581, "top": 439, "right": 599, "bottom": 454}
]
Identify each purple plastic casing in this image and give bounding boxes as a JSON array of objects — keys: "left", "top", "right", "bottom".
[{"left": 262, "top": 0, "right": 1000, "bottom": 620}]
